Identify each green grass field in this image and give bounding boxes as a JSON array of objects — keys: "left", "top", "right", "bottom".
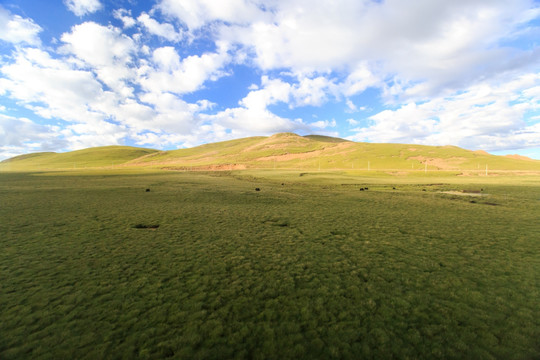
[{"left": 1, "top": 169, "right": 539, "bottom": 359}]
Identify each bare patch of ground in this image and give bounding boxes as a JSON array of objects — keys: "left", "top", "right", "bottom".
[
  {"left": 163, "top": 164, "right": 247, "bottom": 171},
  {"left": 242, "top": 133, "right": 309, "bottom": 153},
  {"left": 408, "top": 156, "right": 468, "bottom": 170},
  {"left": 440, "top": 191, "right": 487, "bottom": 197}
]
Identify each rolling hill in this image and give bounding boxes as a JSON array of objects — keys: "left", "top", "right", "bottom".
[
  {"left": 0, "top": 146, "right": 158, "bottom": 171},
  {"left": 1, "top": 133, "right": 540, "bottom": 172}
]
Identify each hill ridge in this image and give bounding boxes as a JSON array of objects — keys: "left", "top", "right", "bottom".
[{"left": 1, "top": 133, "right": 539, "bottom": 172}]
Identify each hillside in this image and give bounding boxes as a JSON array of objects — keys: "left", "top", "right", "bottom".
[
  {"left": 127, "top": 133, "right": 540, "bottom": 172},
  {"left": 2, "top": 133, "right": 540, "bottom": 172},
  {"left": 0, "top": 146, "right": 158, "bottom": 171}
]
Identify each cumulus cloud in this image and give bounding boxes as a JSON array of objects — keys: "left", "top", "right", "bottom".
[
  {"left": 137, "top": 13, "right": 182, "bottom": 42},
  {"left": 139, "top": 45, "right": 230, "bottom": 94},
  {"left": 0, "top": 48, "right": 105, "bottom": 123},
  {"left": 311, "top": 119, "right": 336, "bottom": 129},
  {"left": 156, "top": 0, "right": 267, "bottom": 30},
  {"left": 209, "top": 0, "right": 539, "bottom": 99},
  {"left": 199, "top": 76, "right": 308, "bottom": 136},
  {"left": 201, "top": 75, "right": 341, "bottom": 135},
  {"left": 113, "top": 9, "right": 136, "bottom": 28},
  {"left": 64, "top": 0, "right": 102, "bottom": 16},
  {"left": 60, "top": 22, "right": 136, "bottom": 95},
  {"left": 0, "top": 33, "right": 230, "bottom": 152},
  {"left": 0, "top": 7, "right": 42, "bottom": 45}
]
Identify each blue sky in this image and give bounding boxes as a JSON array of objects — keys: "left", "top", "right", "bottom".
[{"left": 1, "top": 0, "right": 539, "bottom": 160}]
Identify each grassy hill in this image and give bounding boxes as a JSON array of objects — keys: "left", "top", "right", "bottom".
[
  {"left": 0, "top": 146, "right": 158, "bottom": 171},
  {"left": 2, "top": 133, "right": 540, "bottom": 172},
  {"left": 127, "top": 133, "right": 540, "bottom": 172}
]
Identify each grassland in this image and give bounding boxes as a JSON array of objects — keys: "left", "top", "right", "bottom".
[{"left": 1, "top": 168, "right": 539, "bottom": 359}]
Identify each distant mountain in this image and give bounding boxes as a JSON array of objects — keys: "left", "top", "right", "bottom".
[{"left": 2, "top": 133, "right": 540, "bottom": 172}]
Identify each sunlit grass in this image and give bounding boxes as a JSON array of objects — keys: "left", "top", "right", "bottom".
[{"left": 2, "top": 133, "right": 539, "bottom": 173}]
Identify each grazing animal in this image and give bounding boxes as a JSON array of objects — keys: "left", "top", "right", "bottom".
[
  {"left": 146, "top": 188, "right": 150, "bottom": 192},
  {"left": 392, "top": 187, "right": 396, "bottom": 190},
  {"left": 365, "top": 187, "right": 369, "bottom": 190},
  {"left": 360, "top": 188, "right": 364, "bottom": 191},
  {"left": 255, "top": 188, "right": 261, "bottom": 191}
]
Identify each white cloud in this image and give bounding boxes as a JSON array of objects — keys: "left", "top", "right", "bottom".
[
  {"left": 199, "top": 75, "right": 340, "bottom": 136},
  {"left": 0, "top": 48, "right": 105, "bottom": 123},
  {"left": 60, "top": 22, "right": 136, "bottom": 95},
  {"left": 292, "top": 76, "right": 336, "bottom": 107},
  {"left": 113, "top": 9, "right": 136, "bottom": 28},
  {"left": 345, "top": 100, "right": 357, "bottom": 113},
  {"left": 341, "top": 63, "right": 380, "bottom": 97},
  {"left": 62, "top": 120, "right": 127, "bottom": 150},
  {"left": 138, "top": 91, "right": 204, "bottom": 133},
  {"left": 156, "top": 0, "right": 267, "bottom": 30},
  {"left": 140, "top": 45, "right": 230, "bottom": 94},
  {"left": 0, "top": 18, "right": 236, "bottom": 152},
  {"left": 0, "top": 114, "right": 66, "bottom": 160},
  {"left": 240, "top": 76, "right": 291, "bottom": 109},
  {"left": 137, "top": 13, "right": 182, "bottom": 42},
  {"left": 348, "top": 74, "right": 540, "bottom": 151},
  {"left": 237, "top": 74, "right": 340, "bottom": 110},
  {"left": 199, "top": 76, "right": 307, "bottom": 135},
  {"left": 213, "top": 0, "right": 539, "bottom": 99},
  {"left": 0, "top": 7, "right": 42, "bottom": 45},
  {"left": 0, "top": 114, "right": 58, "bottom": 147},
  {"left": 0, "top": 46, "right": 209, "bottom": 151},
  {"left": 311, "top": 119, "right": 336, "bottom": 129},
  {"left": 64, "top": 0, "right": 102, "bottom": 16}
]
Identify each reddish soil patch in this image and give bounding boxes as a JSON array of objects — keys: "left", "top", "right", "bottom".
[{"left": 408, "top": 156, "right": 467, "bottom": 170}]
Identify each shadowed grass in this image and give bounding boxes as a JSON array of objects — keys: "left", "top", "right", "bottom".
[{"left": 0, "top": 170, "right": 539, "bottom": 359}]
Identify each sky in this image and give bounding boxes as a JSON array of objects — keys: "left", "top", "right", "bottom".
[{"left": 0, "top": 0, "right": 539, "bottom": 160}]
